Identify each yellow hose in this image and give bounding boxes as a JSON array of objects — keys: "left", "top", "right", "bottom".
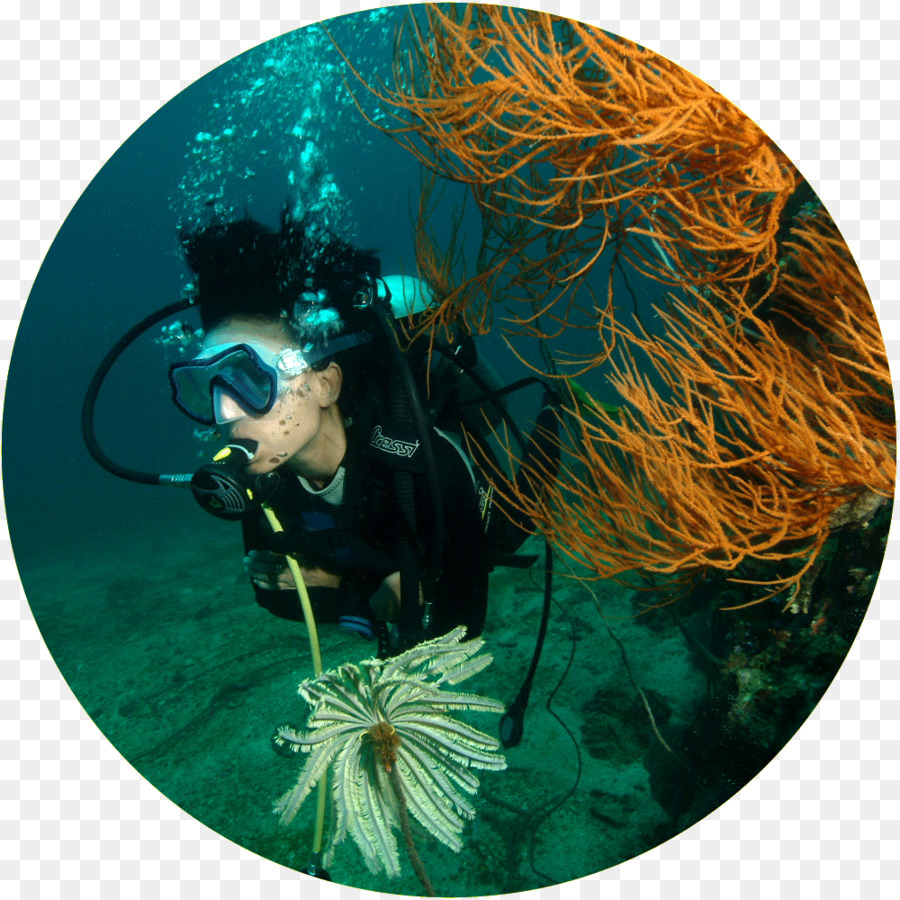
[
  {"left": 261, "top": 505, "right": 323, "bottom": 675},
  {"left": 261, "top": 504, "right": 327, "bottom": 859}
]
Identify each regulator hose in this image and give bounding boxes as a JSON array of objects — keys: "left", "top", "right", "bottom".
[
  {"left": 261, "top": 505, "right": 328, "bottom": 876},
  {"left": 81, "top": 298, "right": 196, "bottom": 485}
]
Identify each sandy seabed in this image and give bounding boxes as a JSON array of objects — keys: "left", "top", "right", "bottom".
[{"left": 21, "top": 508, "right": 716, "bottom": 895}]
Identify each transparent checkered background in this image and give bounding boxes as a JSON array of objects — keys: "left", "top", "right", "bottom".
[{"left": 2, "top": 1, "right": 897, "bottom": 897}]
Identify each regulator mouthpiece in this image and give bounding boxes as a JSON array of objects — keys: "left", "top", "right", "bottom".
[{"left": 190, "top": 440, "right": 279, "bottom": 520}]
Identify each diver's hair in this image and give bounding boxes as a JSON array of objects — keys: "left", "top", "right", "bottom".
[
  {"left": 180, "top": 209, "right": 380, "bottom": 344},
  {"left": 180, "top": 209, "right": 386, "bottom": 417}
]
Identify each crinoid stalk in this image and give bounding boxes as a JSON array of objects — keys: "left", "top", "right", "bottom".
[{"left": 273, "top": 626, "right": 507, "bottom": 890}]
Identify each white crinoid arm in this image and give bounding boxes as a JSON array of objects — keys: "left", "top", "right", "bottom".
[
  {"left": 379, "top": 626, "right": 472, "bottom": 681},
  {"left": 327, "top": 724, "right": 401, "bottom": 876},
  {"left": 272, "top": 724, "right": 305, "bottom": 753},
  {"left": 274, "top": 732, "right": 344, "bottom": 825}
]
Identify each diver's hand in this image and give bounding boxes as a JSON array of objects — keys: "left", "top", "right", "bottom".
[
  {"left": 369, "top": 571, "right": 422, "bottom": 622},
  {"left": 244, "top": 549, "right": 296, "bottom": 591},
  {"left": 243, "top": 549, "right": 342, "bottom": 591},
  {"left": 369, "top": 572, "right": 401, "bottom": 621},
  {"left": 299, "top": 566, "right": 343, "bottom": 590}
]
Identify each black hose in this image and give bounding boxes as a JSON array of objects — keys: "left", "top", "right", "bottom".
[
  {"left": 81, "top": 298, "right": 195, "bottom": 485},
  {"left": 428, "top": 342, "right": 535, "bottom": 455},
  {"left": 499, "top": 541, "right": 553, "bottom": 749}
]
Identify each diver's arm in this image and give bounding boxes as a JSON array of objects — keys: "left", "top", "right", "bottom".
[
  {"left": 243, "top": 548, "right": 295, "bottom": 591},
  {"left": 368, "top": 571, "right": 401, "bottom": 622},
  {"left": 368, "top": 571, "right": 426, "bottom": 622},
  {"left": 242, "top": 548, "right": 342, "bottom": 591},
  {"left": 240, "top": 514, "right": 349, "bottom": 624}
]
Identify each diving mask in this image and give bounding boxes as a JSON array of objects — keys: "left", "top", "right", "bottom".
[{"left": 169, "top": 342, "right": 309, "bottom": 426}]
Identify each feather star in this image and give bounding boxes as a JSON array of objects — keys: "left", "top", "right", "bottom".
[{"left": 273, "top": 626, "right": 507, "bottom": 877}]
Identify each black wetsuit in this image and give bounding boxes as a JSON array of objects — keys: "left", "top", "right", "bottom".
[
  {"left": 243, "top": 415, "right": 493, "bottom": 643},
  {"left": 243, "top": 390, "right": 560, "bottom": 651}
]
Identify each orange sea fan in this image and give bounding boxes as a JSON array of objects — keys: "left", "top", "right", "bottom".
[
  {"left": 336, "top": 5, "right": 894, "bottom": 603},
  {"left": 336, "top": 3, "right": 799, "bottom": 342},
  {"left": 487, "top": 210, "right": 894, "bottom": 604}
]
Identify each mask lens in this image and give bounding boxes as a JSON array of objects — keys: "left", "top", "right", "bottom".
[
  {"left": 169, "top": 344, "right": 278, "bottom": 425},
  {"left": 212, "top": 385, "right": 250, "bottom": 424}
]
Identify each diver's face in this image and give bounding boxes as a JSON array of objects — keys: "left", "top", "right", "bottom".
[{"left": 202, "top": 318, "right": 339, "bottom": 475}]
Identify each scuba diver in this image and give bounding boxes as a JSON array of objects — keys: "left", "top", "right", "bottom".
[
  {"left": 80, "top": 208, "right": 567, "bottom": 880},
  {"left": 162, "top": 211, "right": 560, "bottom": 656}
]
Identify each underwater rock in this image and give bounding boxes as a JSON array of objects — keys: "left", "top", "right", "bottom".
[
  {"left": 580, "top": 686, "right": 671, "bottom": 766},
  {"left": 640, "top": 498, "right": 889, "bottom": 828}
]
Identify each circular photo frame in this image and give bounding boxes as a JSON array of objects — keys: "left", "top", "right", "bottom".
[{"left": 4, "top": 5, "right": 894, "bottom": 897}]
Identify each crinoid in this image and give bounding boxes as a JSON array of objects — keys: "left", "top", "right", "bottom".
[{"left": 273, "top": 627, "right": 507, "bottom": 892}]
